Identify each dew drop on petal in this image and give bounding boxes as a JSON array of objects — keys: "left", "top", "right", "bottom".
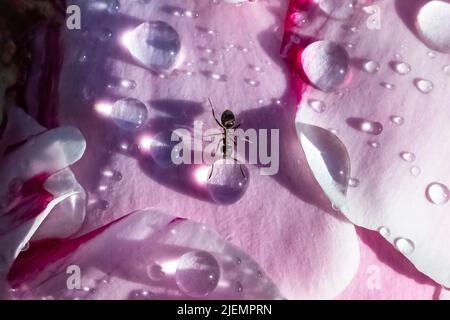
[
  {"left": 150, "top": 131, "right": 183, "bottom": 168},
  {"left": 147, "top": 263, "right": 165, "bottom": 281},
  {"left": 368, "top": 141, "right": 380, "bottom": 148},
  {"left": 390, "top": 115, "right": 404, "bottom": 126},
  {"left": 381, "top": 82, "right": 395, "bottom": 90},
  {"left": 125, "top": 21, "right": 181, "bottom": 72},
  {"left": 308, "top": 99, "right": 327, "bottom": 113},
  {"left": 378, "top": 226, "right": 391, "bottom": 238},
  {"left": 301, "top": 40, "right": 349, "bottom": 92},
  {"left": 393, "top": 61, "right": 411, "bottom": 75},
  {"left": 110, "top": 98, "right": 148, "bottom": 131},
  {"left": 410, "top": 166, "right": 421, "bottom": 177},
  {"left": 348, "top": 178, "right": 360, "bottom": 188},
  {"left": 318, "top": 0, "right": 355, "bottom": 20},
  {"left": 363, "top": 60, "right": 380, "bottom": 74},
  {"left": 395, "top": 238, "right": 415, "bottom": 255},
  {"left": 426, "top": 182, "right": 450, "bottom": 205},
  {"left": 235, "top": 281, "right": 244, "bottom": 293},
  {"left": 175, "top": 251, "right": 220, "bottom": 297},
  {"left": 400, "top": 151, "right": 416, "bottom": 163},
  {"left": 414, "top": 79, "right": 434, "bottom": 94},
  {"left": 207, "top": 160, "right": 249, "bottom": 205},
  {"left": 290, "top": 11, "right": 308, "bottom": 26},
  {"left": 416, "top": 1, "right": 450, "bottom": 52},
  {"left": 443, "top": 65, "right": 450, "bottom": 75},
  {"left": 347, "top": 118, "right": 383, "bottom": 135}
]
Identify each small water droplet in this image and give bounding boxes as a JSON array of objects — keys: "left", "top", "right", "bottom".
[
  {"left": 400, "top": 151, "right": 416, "bottom": 163},
  {"left": 381, "top": 82, "right": 396, "bottom": 90},
  {"left": 147, "top": 264, "right": 165, "bottom": 281},
  {"left": 428, "top": 51, "right": 437, "bottom": 58},
  {"left": 378, "top": 226, "right": 391, "bottom": 238},
  {"left": 395, "top": 238, "right": 415, "bottom": 255},
  {"left": 308, "top": 99, "right": 327, "bottom": 113},
  {"left": 235, "top": 257, "right": 242, "bottom": 265},
  {"left": 21, "top": 242, "right": 30, "bottom": 252},
  {"left": 348, "top": 178, "right": 360, "bottom": 187},
  {"left": 368, "top": 141, "right": 380, "bottom": 148},
  {"left": 426, "top": 182, "right": 450, "bottom": 205},
  {"left": 301, "top": 40, "right": 349, "bottom": 92},
  {"left": 110, "top": 98, "right": 149, "bottom": 131},
  {"left": 410, "top": 166, "right": 421, "bottom": 176},
  {"left": 443, "top": 65, "right": 450, "bottom": 75},
  {"left": 318, "top": 0, "right": 355, "bottom": 19},
  {"left": 120, "top": 79, "right": 136, "bottom": 89},
  {"left": 256, "top": 271, "right": 263, "bottom": 278},
  {"left": 347, "top": 118, "right": 383, "bottom": 135},
  {"left": 415, "top": 79, "right": 434, "bottom": 94},
  {"left": 235, "top": 281, "right": 244, "bottom": 293},
  {"left": 98, "top": 199, "right": 109, "bottom": 210},
  {"left": 245, "top": 79, "right": 260, "bottom": 86},
  {"left": 390, "top": 115, "right": 404, "bottom": 126},
  {"left": 290, "top": 11, "right": 308, "bottom": 26},
  {"left": 363, "top": 60, "right": 380, "bottom": 74},
  {"left": 393, "top": 61, "right": 411, "bottom": 75}
]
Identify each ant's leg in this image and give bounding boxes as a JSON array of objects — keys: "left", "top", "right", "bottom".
[
  {"left": 208, "top": 163, "right": 215, "bottom": 180},
  {"left": 208, "top": 98, "right": 224, "bottom": 128},
  {"left": 233, "top": 123, "right": 241, "bottom": 129}
]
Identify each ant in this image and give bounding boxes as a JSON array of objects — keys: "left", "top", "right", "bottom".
[{"left": 207, "top": 98, "right": 248, "bottom": 179}]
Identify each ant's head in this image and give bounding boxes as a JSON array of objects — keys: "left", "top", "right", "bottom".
[{"left": 221, "top": 109, "right": 236, "bottom": 128}]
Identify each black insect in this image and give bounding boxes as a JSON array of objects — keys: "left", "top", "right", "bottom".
[{"left": 207, "top": 99, "right": 247, "bottom": 179}]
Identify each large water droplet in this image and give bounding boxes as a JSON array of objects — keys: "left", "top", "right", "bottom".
[
  {"left": 147, "top": 263, "right": 165, "bottom": 281},
  {"left": 414, "top": 79, "right": 434, "bottom": 94},
  {"left": 393, "top": 61, "right": 411, "bottom": 75},
  {"left": 347, "top": 118, "right": 383, "bottom": 135},
  {"left": 111, "top": 98, "right": 148, "bottom": 131},
  {"left": 426, "top": 182, "right": 450, "bottom": 205},
  {"left": 207, "top": 160, "right": 249, "bottom": 205},
  {"left": 301, "top": 41, "right": 349, "bottom": 92},
  {"left": 416, "top": 1, "right": 450, "bottom": 52},
  {"left": 363, "top": 60, "right": 380, "bottom": 74},
  {"left": 296, "top": 123, "right": 350, "bottom": 209},
  {"left": 175, "top": 251, "right": 220, "bottom": 297},
  {"left": 395, "top": 238, "right": 415, "bottom": 255},
  {"left": 400, "top": 151, "right": 416, "bottom": 163},
  {"left": 318, "top": 0, "right": 355, "bottom": 20},
  {"left": 348, "top": 178, "right": 360, "bottom": 188},
  {"left": 125, "top": 21, "right": 181, "bottom": 72}
]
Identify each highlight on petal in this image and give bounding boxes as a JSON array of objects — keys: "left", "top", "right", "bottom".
[{"left": 7, "top": 209, "right": 283, "bottom": 300}]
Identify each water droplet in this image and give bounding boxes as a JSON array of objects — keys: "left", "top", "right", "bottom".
[
  {"left": 400, "top": 151, "right": 416, "bottom": 163},
  {"left": 245, "top": 79, "right": 260, "bottom": 87},
  {"left": 147, "top": 264, "right": 165, "bottom": 281},
  {"left": 415, "top": 79, "right": 434, "bottom": 94},
  {"left": 111, "top": 98, "right": 148, "bottom": 131},
  {"left": 363, "top": 60, "right": 380, "bottom": 74},
  {"left": 393, "top": 61, "right": 411, "bottom": 75},
  {"left": 150, "top": 131, "right": 183, "bottom": 168},
  {"left": 125, "top": 21, "right": 181, "bottom": 72},
  {"left": 256, "top": 271, "right": 263, "bottom": 278},
  {"left": 235, "top": 257, "right": 242, "bottom": 265},
  {"left": 390, "top": 115, "right": 404, "bottom": 126},
  {"left": 235, "top": 281, "right": 244, "bottom": 293},
  {"left": 301, "top": 40, "right": 349, "bottom": 92},
  {"left": 99, "top": 28, "right": 113, "bottom": 42},
  {"left": 378, "top": 226, "right": 391, "bottom": 238},
  {"left": 416, "top": 1, "right": 450, "bottom": 52},
  {"left": 395, "top": 238, "right": 415, "bottom": 255},
  {"left": 381, "top": 82, "right": 396, "bottom": 90},
  {"left": 443, "top": 65, "right": 450, "bottom": 75},
  {"left": 426, "top": 182, "right": 450, "bottom": 205},
  {"left": 290, "top": 11, "right": 307, "bottom": 26},
  {"left": 106, "top": 0, "right": 120, "bottom": 14},
  {"left": 207, "top": 160, "right": 249, "bottom": 205},
  {"left": 410, "top": 166, "right": 421, "bottom": 177},
  {"left": 427, "top": 51, "right": 437, "bottom": 59},
  {"left": 308, "top": 99, "right": 327, "bottom": 113},
  {"left": 120, "top": 79, "right": 136, "bottom": 89},
  {"left": 368, "top": 141, "right": 380, "bottom": 148},
  {"left": 21, "top": 242, "right": 30, "bottom": 252},
  {"left": 318, "top": 0, "right": 355, "bottom": 19},
  {"left": 348, "top": 178, "right": 360, "bottom": 187},
  {"left": 347, "top": 118, "right": 383, "bottom": 135},
  {"left": 175, "top": 251, "right": 220, "bottom": 297},
  {"left": 98, "top": 199, "right": 109, "bottom": 210}
]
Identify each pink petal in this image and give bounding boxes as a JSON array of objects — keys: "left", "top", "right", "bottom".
[
  {"left": 289, "top": 0, "right": 450, "bottom": 289},
  {"left": 53, "top": 0, "right": 360, "bottom": 298}
]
